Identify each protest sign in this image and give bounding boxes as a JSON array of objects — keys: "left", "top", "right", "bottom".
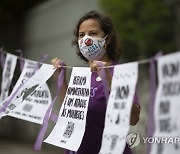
[
  {"left": 7, "top": 60, "right": 52, "bottom": 124},
  {"left": 44, "top": 67, "right": 91, "bottom": 151},
  {"left": 0, "top": 53, "right": 17, "bottom": 102},
  {"left": 0, "top": 63, "right": 56, "bottom": 118},
  {"left": 150, "top": 52, "right": 180, "bottom": 154},
  {"left": 99, "top": 62, "right": 138, "bottom": 154}
]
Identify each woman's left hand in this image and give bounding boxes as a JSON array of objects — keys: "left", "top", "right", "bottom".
[
  {"left": 90, "top": 60, "right": 108, "bottom": 75},
  {"left": 90, "top": 60, "right": 112, "bottom": 90}
]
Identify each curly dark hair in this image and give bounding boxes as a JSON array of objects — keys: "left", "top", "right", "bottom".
[{"left": 72, "top": 10, "right": 122, "bottom": 62}]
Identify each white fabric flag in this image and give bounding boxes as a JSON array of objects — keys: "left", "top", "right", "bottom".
[
  {"left": 0, "top": 63, "right": 56, "bottom": 118},
  {"left": 44, "top": 67, "right": 91, "bottom": 151},
  {"left": 150, "top": 52, "right": 180, "bottom": 154},
  {"left": 99, "top": 62, "right": 138, "bottom": 154},
  {"left": 7, "top": 60, "right": 52, "bottom": 124},
  {"left": 0, "top": 53, "right": 17, "bottom": 102},
  {"left": 8, "top": 59, "right": 37, "bottom": 95}
]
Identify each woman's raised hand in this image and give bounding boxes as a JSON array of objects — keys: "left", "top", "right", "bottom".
[
  {"left": 90, "top": 60, "right": 112, "bottom": 90},
  {"left": 51, "top": 58, "right": 66, "bottom": 80},
  {"left": 90, "top": 60, "right": 108, "bottom": 75}
]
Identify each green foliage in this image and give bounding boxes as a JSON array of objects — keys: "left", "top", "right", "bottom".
[{"left": 100, "top": 0, "right": 176, "bottom": 61}]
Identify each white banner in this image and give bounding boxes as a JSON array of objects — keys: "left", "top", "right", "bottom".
[
  {"left": 0, "top": 53, "right": 17, "bottom": 102},
  {"left": 150, "top": 52, "right": 180, "bottom": 154},
  {"left": 7, "top": 60, "right": 52, "bottom": 124},
  {"left": 99, "top": 62, "right": 138, "bottom": 154},
  {"left": 44, "top": 67, "right": 91, "bottom": 151},
  {"left": 0, "top": 63, "right": 56, "bottom": 118},
  {"left": 9, "top": 59, "right": 37, "bottom": 95}
]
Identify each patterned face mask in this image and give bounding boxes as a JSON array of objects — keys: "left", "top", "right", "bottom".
[{"left": 78, "top": 35, "right": 107, "bottom": 61}]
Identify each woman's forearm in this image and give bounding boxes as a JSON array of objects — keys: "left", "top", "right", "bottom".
[{"left": 130, "top": 103, "right": 140, "bottom": 126}]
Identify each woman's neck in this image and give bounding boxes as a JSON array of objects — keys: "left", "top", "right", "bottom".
[{"left": 88, "top": 55, "right": 112, "bottom": 66}]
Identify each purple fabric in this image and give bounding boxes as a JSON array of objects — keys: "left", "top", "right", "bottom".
[
  {"left": 50, "top": 112, "right": 59, "bottom": 123},
  {"left": 65, "top": 63, "right": 139, "bottom": 154},
  {"left": 133, "top": 92, "right": 139, "bottom": 106},
  {"left": 0, "top": 84, "right": 22, "bottom": 113},
  {"left": 34, "top": 95, "right": 58, "bottom": 151},
  {"left": 33, "top": 54, "right": 49, "bottom": 73},
  {"left": 147, "top": 52, "right": 163, "bottom": 154},
  {"left": 96, "top": 61, "right": 110, "bottom": 104},
  {"left": 34, "top": 63, "right": 65, "bottom": 151}
]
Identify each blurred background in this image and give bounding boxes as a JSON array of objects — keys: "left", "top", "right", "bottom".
[{"left": 0, "top": 0, "right": 180, "bottom": 154}]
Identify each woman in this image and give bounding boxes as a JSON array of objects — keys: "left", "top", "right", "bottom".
[{"left": 51, "top": 10, "right": 140, "bottom": 154}]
